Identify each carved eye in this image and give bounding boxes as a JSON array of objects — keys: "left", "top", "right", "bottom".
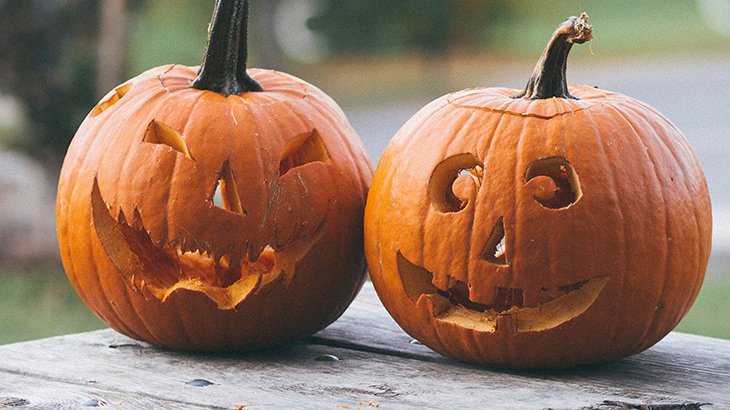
[
  {"left": 524, "top": 157, "right": 582, "bottom": 209},
  {"left": 142, "top": 120, "right": 193, "bottom": 159},
  {"left": 428, "top": 153, "right": 484, "bottom": 213},
  {"left": 279, "top": 129, "right": 331, "bottom": 176}
]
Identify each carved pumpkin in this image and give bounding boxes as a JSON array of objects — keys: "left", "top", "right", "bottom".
[
  {"left": 364, "top": 14, "right": 711, "bottom": 368},
  {"left": 56, "top": 0, "right": 373, "bottom": 351}
]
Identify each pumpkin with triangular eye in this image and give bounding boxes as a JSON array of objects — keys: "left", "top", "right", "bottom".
[
  {"left": 364, "top": 14, "right": 711, "bottom": 368},
  {"left": 56, "top": 0, "right": 373, "bottom": 351}
]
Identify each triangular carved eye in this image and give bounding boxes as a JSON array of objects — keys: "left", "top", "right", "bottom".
[
  {"left": 142, "top": 120, "right": 193, "bottom": 159},
  {"left": 90, "top": 83, "right": 133, "bottom": 117},
  {"left": 279, "top": 129, "right": 331, "bottom": 176},
  {"left": 213, "top": 159, "right": 246, "bottom": 215}
]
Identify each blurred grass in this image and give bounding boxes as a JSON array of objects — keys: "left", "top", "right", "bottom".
[
  {"left": 674, "top": 272, "right": 730, "bottom": 340},
  {"left": 0, "top": 264, "right": 728, "bottom": 346},
  {"left": 486, "top": 1, "right": 726, "bottom": 59},
  {"left": 0, "top": 264, "right": 106, "bottom": 346}
]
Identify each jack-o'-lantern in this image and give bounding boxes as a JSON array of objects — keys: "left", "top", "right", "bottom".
[
  {"left": 364, "top": 14, "right": 711, "bottom": 368},
  {"left": 56, "top": 0, "right": 373, "bottom": 351}
]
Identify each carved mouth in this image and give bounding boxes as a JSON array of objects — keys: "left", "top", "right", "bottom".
[
  {"left": 91, "top": 177, "right": 323, "bottom": 310},
  {"left": 86, "top": 117, "right": 334, "bottom": 310},
  {"left": 397, "top": 252, "right": 608, "bottom": 333}
]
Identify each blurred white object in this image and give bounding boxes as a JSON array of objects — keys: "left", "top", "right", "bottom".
[
  {"left": 274, "top": 0, "right": 329, "bottom": 64},
  {"left": 0, "top": 149, "right": 58, "bottom": 265},
  {"left": 0, "top": 95, "right": 27, "bottom": 147},
  {"left": 698, "top": 0, "right": 730, "bottom": 37}
]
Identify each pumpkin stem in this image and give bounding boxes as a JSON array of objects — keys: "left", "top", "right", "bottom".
[
  {"left": 193, "top": 0, "right": 262, "bottom": 96},
  {"left": 512, "top": 13, "right": 592, "bottom": 100}
]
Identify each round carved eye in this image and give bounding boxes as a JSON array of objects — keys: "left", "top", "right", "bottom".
[
  {"left": 428, "top": 153, "right": 484, "bottom": 213},
  {"left": 524, "top": 157, "right": 582, "bottom": 209}
]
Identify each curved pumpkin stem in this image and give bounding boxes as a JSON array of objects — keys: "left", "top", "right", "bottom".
[
  {"left": 512, "top": 13, "right": 592, "bottom": 100},
  {"left": 193, "top": 0, "right": 262, "bottom": 96}
]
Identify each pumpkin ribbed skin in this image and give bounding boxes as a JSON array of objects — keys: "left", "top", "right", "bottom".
[
  {"left": 57, "top": 64, "right": 373, "bottom": 351},
  {"left": 364, "top": 84, "right": 711, "bottom": 368}
]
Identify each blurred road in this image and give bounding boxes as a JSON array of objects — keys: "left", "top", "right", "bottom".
[{"left": 345, "top": 54, "right": 730, "bottom": 267}]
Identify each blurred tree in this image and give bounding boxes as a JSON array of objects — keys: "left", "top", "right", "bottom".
[
  {"left": 307, "top": 0, "right": 508, "bottom": 56},
  {"left": 251, "top": 0, "right": 286, "bottom": 70},
  {"left": 98, "top": 0, "right": 128, "bottom": 96},
  {"left": 124, "top": 0, "right": 286, "bottom": 73},
  {"left": 0, "top": 0, "right": 510, "bottom": 170},
  {"left": 0, "top": 0, "right": 146, "bottom": 171}
]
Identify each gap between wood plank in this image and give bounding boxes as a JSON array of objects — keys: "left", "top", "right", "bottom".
[{"left": 306, "top": 334, "right": 443, "bottom": 363}]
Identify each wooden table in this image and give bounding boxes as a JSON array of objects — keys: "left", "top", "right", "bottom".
[{"left": 1, "top": 283, "right": 728, "bottom": 410}]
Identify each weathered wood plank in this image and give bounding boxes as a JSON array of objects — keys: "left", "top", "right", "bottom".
[
  {"left": 315, "top": 284, "right": 730, "bottom": 403},
  {"left": 1, "top": 331, "right": 722, "bottom": 410},
  {"left": 0, "top": 283, "right": 728, "bottom": 410}
]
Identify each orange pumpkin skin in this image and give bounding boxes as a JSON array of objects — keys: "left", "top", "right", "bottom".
[
  {"left": 56, "top": 64, "right": 373, "bottom": 351},
  {"left": 365, "top": 83, "right": 711, "bottom": 368},
  {"left": 364, "top": 16, "right": 711, "bottom": 370}
]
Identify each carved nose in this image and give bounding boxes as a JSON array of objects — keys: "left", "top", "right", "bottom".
[{"left": 481, "top": 217, "right": 508, "bottom": 267}]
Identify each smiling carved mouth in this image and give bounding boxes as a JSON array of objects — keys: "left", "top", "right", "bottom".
[
  {"left": 91, "top": 176, "right": 324, "bottom": 310},
  {"left": 397, "top": 252, "right": 609, "bottom": 333}
]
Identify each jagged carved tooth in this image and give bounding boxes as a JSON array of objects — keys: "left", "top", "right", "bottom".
[
  {"left": 131, "top": 207, "right": 145, "bottom": 230},
  {"left": 156, "top": 235, "right": 169, "bottom": 251},
  {"left": 187, "top": 241, "right": 199, "bottom": 256},
  {"left": 179, "top": 237, "right": 190, "bottom": 254},
  {"left": 522, "top": 286, "right": 542, "bottom": 308},
  {"left": 209, "top": 248, "right": 220, "bottom": 262},
  {"left": 466, "top": 284, "right": 500, "bottom": 307},
  {"left": 116, "top": 208, "right": 127, "bottom": 225},
  {"left": 216, "top": 251, "right": 231, "bottom": 268},
  {"left": 228, "top": 250, "right": 244, "bottom": 269},
  {"left": 496, "top": 313, "right": 516, "bottom": 334},
  {"left": 431, "top": 274, "right": 454, "bottom": 292},
  {"left": 207, "top": 248, "right": 218, "bottom": 261},
  {"left": 247, "top": 243, "right": 264, "bottom": 264}
]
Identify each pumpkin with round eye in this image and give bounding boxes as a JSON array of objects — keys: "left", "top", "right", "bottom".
[
  {"left": 364, "top": 13, "right": 711, "bottom": 368},
  {"left": 56, "top": 0, "right": 373, "bottom": 352}
]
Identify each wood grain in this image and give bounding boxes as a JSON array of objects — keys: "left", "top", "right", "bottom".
[{"left": 0, "top": 283, "right": 727, "bottom": 410}]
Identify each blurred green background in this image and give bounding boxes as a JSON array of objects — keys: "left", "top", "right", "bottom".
[{"left": 1, "top": 0, "right": 729, "bottom": 346}]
